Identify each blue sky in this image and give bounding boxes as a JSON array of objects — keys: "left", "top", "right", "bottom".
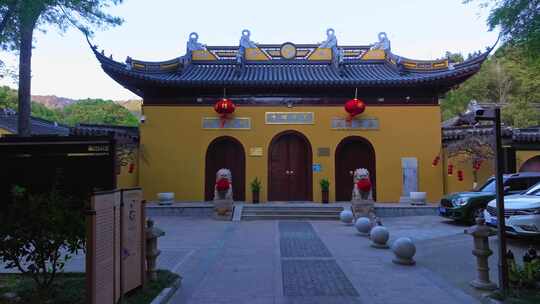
[{"left": 0, "top": 0, "right": 498, "bottom": 100}]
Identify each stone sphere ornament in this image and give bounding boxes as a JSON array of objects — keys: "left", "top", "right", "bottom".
[
  {"left": 370, "top": 226, "right": 389, "bottom": 249},
  {"left": 391, "top": 237, "right": 416, "bottom": 265},
  {"left": 339, "top": 210, "right": 354, "bottom": 225},
  {"left": 355, "top": 217, "right": 371, "bottom": 236}
]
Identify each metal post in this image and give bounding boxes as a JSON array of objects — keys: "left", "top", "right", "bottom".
[{"left": 493, "top": 108, "right": 509, "bottom": 292}]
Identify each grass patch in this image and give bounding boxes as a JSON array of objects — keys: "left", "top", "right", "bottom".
[
  {"left": 490, "top": 289, "right": 540, "bottom": 304},
  {"left": 0, "top": 270, "right": 179, "bottom": 304}
]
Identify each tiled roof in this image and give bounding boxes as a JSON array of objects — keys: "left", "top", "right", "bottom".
[
  {"left": 0, "top": 109, "right": 70, "bottom": 136},
  {"left": 71, "top": 123, "right": 139, "bottom": 144},
  {"left": 442, "top": 125, "right": 540, "bottom": 144},
  {"left": 90, "top": 30, "right": 491, "bottom": 96}
]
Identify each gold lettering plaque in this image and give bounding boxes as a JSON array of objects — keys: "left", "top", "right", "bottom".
[{"left": 249, "top": 147, "right": 263, "bottom": 156}]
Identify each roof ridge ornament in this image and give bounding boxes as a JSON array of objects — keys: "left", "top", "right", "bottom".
[
  {"left": 320, "top": 28, "right": 337, "bottom": 48},
  {"left": 371, "top": 32, "right": 391, "bottom": 52},
  {"left": 186, "top": 32, "right": 207, "bottom": 53},
  {"left": 237, "top": 29, "right": 257, "bottom": 65}
]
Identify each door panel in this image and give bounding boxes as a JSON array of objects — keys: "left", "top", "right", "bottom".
[
  {"left": 335, "top": 137, "right": 376, "bottom": 201},
  {"left": 205, "top": 137, "right": 245, "bottom": 201},
  {"left": 268, "top": 131, "right": 312, "bottom": 201},
  {"left": 269, "top": 136, "right": 289, "bottom": 201}
]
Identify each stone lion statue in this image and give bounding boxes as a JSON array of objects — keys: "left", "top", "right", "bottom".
[
  {"left": 352, "top": 168, "right": 372, "bottom": 201},
  {"left": 214, "top": 168, "right": 233, "bottom": 201}
]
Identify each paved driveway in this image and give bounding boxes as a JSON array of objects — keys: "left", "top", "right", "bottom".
[{"left": 160, "top": 216, "right": 493, "bottom": 304}]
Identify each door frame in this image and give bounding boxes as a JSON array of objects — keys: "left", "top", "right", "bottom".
[
  {"left": 205, "top": 136, "right": 246, "bottom": 201},
  {"left": 267, "top": 130, "right": 313, "bottom": 201},
  {"left": 334, "top": 136, "right": 377, "bottom": 201}
]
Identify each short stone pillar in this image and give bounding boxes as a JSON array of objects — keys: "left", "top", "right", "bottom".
[
  {"left": 354, "top": 217, "right": 371, "bottom": 236},
  {"left": 465, "top": 216, "right": 497, "bottom": 290},
  {"left": 145, "top": 218, "right": 165, "bottom": 281},
  {"left": 339, "top": 209, "right": 354, "bottom": 225},
  {"left": 392, "top": 237, "right": 416, "bottom": 265},
  {"left": 370, "top": 226, "right": 389, "bottom": 249}
]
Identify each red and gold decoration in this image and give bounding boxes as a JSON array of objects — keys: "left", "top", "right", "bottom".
[
  {"left": 214, "top": 89, "right": 236, "bottom": 128},
  {"left": 472, "top": 159, "right": 482, "bottom": 171},
  {"left": 216, "top": 178, "right": 230, "bottom": 192},
  {"left": 344, "top": 88, "right": 366, "bottom": 122},
  {"left": 128, "top": 163, "right": 135, "bottom": 174},
  {"left": 432, "top": 155, "right": 440, "bottom": 167},
  {"left": 447, "top": 164, "right": 454, "bottom": 176},
  {"left": 457, "top": 170, "right": 464, "bottom": 182}
]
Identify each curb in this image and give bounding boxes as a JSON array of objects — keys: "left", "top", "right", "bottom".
[
  {"left": 480, "top": 294, "right": 503, "bottom": 304},
  {"left": 149, "top": 277, "right": 182, "bottom": 304}
]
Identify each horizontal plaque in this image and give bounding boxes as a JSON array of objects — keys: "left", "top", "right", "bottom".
[
  {"left": 318, "top": 147, "right": 330, "bottom": 157},
  {"left": 331, "top": 117, "right": 379, "bottom": 130},
  {"left": 249, "top": 147, "right": 263, "bottom": 156},
  {"left": 265, "top": 112, "right": 314, "bottom": 125},
  {"left": 202, "top": 117, "right": 251, "bottom": 129}
]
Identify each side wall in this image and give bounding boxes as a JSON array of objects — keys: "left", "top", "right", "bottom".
[
  {"left": 516, "top": 150, "right": 540, "bottom": 171},
  {"left": 139, "top": 105, "right": 443, "bottom": 203},
  {"left": 0, "top": 127, "right": 12, "bottom": 137},
  {"left": 117, "top": 149, "right": 139, "bottom": 189},
  {"left": 442, "top": 153, "right": 495, "bottom": 195}
]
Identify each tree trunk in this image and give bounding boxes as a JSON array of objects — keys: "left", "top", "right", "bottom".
[{"left": 17, "top": 19, "right": 35, "bottom": 136}]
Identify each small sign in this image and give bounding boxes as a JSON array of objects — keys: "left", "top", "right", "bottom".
[
  {"left": 265, "top": 112, "right": 314, "bottom": 124},
  {"left": 249, "top": 147, "right": 263, "bottom": 156},
  {"left": 312, "top": 164, "right": 322, "bottom": 172},
  {"left": 202, "top": 117, "right": 251, "bottom": 129},
  {"left": 331, "top": 117, "right": 379, "bottom": 130},
  {"left": 318, "top": 147, "right": 330, "bottom": 157}
]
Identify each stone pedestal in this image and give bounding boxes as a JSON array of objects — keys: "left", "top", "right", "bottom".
[
  {"left": 214, "top": 199, "right": 233, "bottom": 219},
  {"left": 158, "top": 192, "right": 174, "bottom": 205},
  {"left": 465, "top": 217, "right": 497, "bottom": 290},
  {"left": 351, "top": 199, "right": 375, "bottom": 219}
]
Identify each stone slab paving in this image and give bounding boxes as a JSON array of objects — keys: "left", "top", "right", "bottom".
[{"left": 3, "top": 215, "right": 538, "bottom": 304}]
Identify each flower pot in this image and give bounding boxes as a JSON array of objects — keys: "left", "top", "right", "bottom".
[
  {"left": 322, "top": 190, "right": 329, "bottom": 204},
  {"left": 252, "top": 191, "right": 260, "bottom": 204}
]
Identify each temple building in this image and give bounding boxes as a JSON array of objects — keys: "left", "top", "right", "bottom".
[{"left": 92, "top": 29, "right": 493, "bottom": 203}]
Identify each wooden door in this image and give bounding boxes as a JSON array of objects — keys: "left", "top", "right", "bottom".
[
  {"left": 335, "top": 136, "right": 376, "bottom": 201},
  {"left": 205, "top": 137, "right": 245, "bottom": 201},
  {"left": 268, "top": 131, "right": 312, "bottom": 201}
]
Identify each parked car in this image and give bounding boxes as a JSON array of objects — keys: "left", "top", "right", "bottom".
[
  {"left": 439, "top": 172, "right": 540, "bottom": 223},
  {"left": 484, "top": 182, "right": 540, "bottom": 237}
]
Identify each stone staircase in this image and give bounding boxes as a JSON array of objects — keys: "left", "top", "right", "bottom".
[{"left": 240, "top": 204, "right": 344, "bottom": 220}]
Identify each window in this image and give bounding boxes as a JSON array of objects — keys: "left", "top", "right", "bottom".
[{"left": 504, "top": 178, "right": 530, "bottom": 192}]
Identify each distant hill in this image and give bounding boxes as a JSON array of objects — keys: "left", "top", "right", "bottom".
[
  {"left": 30, "top": 94, "right": 142, "bottom": 117},
  {"left": 31, "top": 95, "right": 76, "bottom": 109}
]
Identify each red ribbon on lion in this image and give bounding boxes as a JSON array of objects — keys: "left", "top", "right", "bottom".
[
  {"left": 357, "top": 178, "right": 372, "bottom": 192},
  {"left": 216, "top": 178, "right": 230, "bottom": 192}
]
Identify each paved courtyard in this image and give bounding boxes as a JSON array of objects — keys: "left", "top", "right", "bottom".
[
  {"left": 2, "top": 215, "right": 538, "bottom": 303},
  {"left": 153, "top": 215, "right": 538, "bottom": 304}
]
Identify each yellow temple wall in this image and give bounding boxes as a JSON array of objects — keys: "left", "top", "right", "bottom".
[
  {"left": 139, "top": 105, "right": 443, "bottom": 203},
  {"left": 0, "top": 127, "right": 12, "bottom": 137},
  {"left": 516, "top": 150, "right": 540, "bottom": 171},
  {"left": 117, "top": 149, "right": 140, "bottom": 189},
  {"left": 442, "top": 153, "right": 495, "bottom": 195}
]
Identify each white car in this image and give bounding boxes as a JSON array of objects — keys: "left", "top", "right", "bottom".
[{"left": 484, "top": 182, "right": 540, "bottom": 237}]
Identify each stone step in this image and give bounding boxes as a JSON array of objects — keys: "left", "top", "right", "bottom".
[
  {"left": 241, "top": 213, "right": 340, "bottom": 220},
  {"left": 242, "top": 210, "right": 342, "bottom": 216},
  {"left": 240, "top": 205, "right": 344, "bottom": 220}
]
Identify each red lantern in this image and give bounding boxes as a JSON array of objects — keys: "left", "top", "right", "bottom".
[
  {"left": 447, "top": 164, "right": 454, "bottom": 176},
  {"left": 128, "top": 163, "right": 135, "bottom": 174},
  {"left": 432, "top": 156, "right": 440, "bottom": 167},
  {"left": 457, "top": 170, "right": 464, "bottom": 181},
  {"left": 214, "top": 98, "right": 236, "bottom": 127},
  {"left": 344, "top": 98, "right": 366, "bottom": 121},
  {"left": 473, "top": 160, "right": 482, "bottom": 171}
]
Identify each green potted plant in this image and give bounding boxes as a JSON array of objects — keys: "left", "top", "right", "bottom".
[
  {"left": 250, "top": 177, "right": 261, "bottom": 204},
  {"left": 320, "top": 178, "right": 330, "bottom": 204}
]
